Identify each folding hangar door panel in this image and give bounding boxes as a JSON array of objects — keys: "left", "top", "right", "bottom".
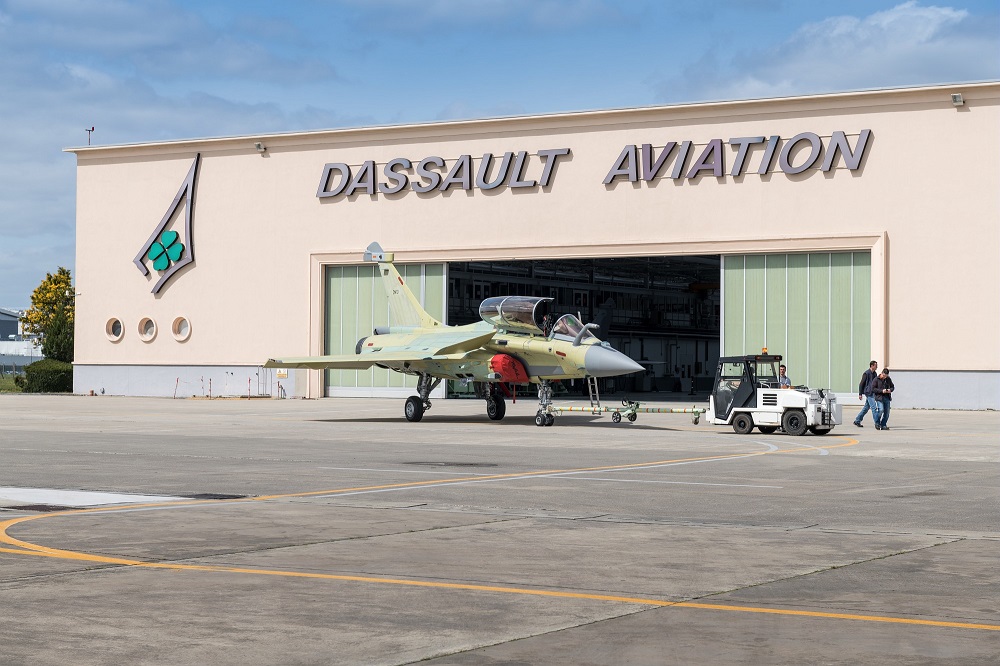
[
  {"left": 722, "top": 252, "right": 870, "bottom": 393},
  {"left": 324, "top": 263, "right": 446, "bottom": 396}
]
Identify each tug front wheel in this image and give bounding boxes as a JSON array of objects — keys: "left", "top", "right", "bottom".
[
  {"left": 782, "top": 409, "right": 808, "bottom": 436},
  {"left": 404, "top": 396, "right": 425, "bottom": 422}
]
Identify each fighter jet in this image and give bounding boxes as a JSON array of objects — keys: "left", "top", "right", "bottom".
[{"left": 265, "top": 242, "right": 643, "bottom": 425}]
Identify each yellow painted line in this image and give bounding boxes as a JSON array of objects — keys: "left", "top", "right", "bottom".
[
  {"left": 2, "top": 541, "right": 997, "bottom": 631},
  {"left": 17, "top": 436, "right": 996, "bottom": 633},
  {"left": 671, "top": 601, "right": 1000, "bottom": 631}
]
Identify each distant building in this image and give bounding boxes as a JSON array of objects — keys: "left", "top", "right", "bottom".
[
  {"left": 0, "top": 307, "right": 42, "bottom": 369},
  {"left": 0, "top": 308, "right": 20, "bottom": 341}
]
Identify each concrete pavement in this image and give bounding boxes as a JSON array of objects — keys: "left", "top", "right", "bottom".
[{"left": 1, "top": 394, "right": 997, "bottom": 665}]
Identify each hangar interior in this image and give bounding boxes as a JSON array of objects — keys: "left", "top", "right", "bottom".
[
  {"left": 446, "top": 257, "right": 721, "bottom": 397},
  {"left": 323, "top": 256, "right": 722, "bottom": 398}
]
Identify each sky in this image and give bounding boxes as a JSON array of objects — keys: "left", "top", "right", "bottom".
[{"left": 0, "top": 0, "right": 997, "bottom": 309}]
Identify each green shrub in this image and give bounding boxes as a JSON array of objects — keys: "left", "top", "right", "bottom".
[{"left": 23, "top": 359, "right": 73, "bottom": 393}]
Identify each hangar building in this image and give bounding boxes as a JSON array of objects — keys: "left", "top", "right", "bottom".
[{"left": 68, "top": 82, "right": 1000, "bottom": 410}]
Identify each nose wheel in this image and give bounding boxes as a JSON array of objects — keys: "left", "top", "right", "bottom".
[{"left": 535, "top": 410, "right": 555, "bottom": 426}]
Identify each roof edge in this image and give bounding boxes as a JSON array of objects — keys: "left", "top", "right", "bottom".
[{"left": 65, "top": 80, "right": 1000, "bottom": 154}]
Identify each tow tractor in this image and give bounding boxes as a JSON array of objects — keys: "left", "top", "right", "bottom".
[{"left": 705, "top": 353, "right": 841, "bottom": 435}]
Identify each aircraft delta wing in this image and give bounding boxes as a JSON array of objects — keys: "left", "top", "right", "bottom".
[
  {"left": 265, "top": 242, "right": 643, "bottom": 425},
  {"left": 264, "top": 328, "right": 498, "bottom": 371}
]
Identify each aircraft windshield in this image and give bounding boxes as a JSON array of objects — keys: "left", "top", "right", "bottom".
[{"left": 551, "top": 314, "right": 597, "bottom": 342}]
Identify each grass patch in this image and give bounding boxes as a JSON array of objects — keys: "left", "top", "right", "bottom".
[{"left": 0, "top": 375, "right": 23, "bottom": 392}]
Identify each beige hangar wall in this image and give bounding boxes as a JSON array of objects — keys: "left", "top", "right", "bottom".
[{"left": 70, "top": 82, "right": 1000, "bottom": 407}]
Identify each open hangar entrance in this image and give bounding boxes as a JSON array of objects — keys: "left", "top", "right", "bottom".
[
  {"left": 322, "top": 249, "right": 872, "bottom": 398},
  {"left": 445, "top": 256, "right": 721, "bottom": 398}
]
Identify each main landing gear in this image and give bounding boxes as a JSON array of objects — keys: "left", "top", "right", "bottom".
[
  {"left": 535, "top": 380, "right": 555, "bottom": 427},
  {"left": 404, "top": 374, "right": 441, "bottom": 422},
  {"left": 485, "top": 383, "right": 507, "bottom": 421}
]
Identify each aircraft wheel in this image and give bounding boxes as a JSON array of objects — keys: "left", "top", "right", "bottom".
[
  {"left": 544, "top": 413, "right": 555, "bottom": 426},
  {"left": 732, "top": 413, "right": 754, "bottom": 434},
  {"left": 627, "top": 413, "right": 637, "bottom": 423},
  {"left": 612, "top": 412, "right": 622, "bottom": 423},
  {"left": 535, "top": 411, "right": 546, "bottom": 427},
  {"left": 782, "top": 409, "right": 808, "bottom": 436},
  {"left": 757, "top": 426, "right": 778, "bottom": 434},
  {"left": 404, "top": 396, "right": 424, "bottom": 422},
  {"left": 486, "top": 397, "right": 506, "bottom": 421},
  {"left": 809, "top": 426, "right": 832, "bottom": 435}
]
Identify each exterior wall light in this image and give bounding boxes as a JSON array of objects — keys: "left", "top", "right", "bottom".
[
  {"left": 254, "top": 141, "right": 267, "bottom": 155},
  {"left": 951, "top": 93, "right": 964, "bottom": 107}
]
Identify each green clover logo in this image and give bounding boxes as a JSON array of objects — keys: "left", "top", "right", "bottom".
[{"left": 147, "top": 230, "right": 184, "bottom": 272}]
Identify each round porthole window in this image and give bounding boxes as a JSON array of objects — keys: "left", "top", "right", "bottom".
[
  {"left": 171, "top": 317, "right": 191, "bottom": 342},
  {"left": 105, "top": 318, "right": 124, "bottom": 342},
  {"left": 138, "top": 317, "right": 157, "bottom": 342}
]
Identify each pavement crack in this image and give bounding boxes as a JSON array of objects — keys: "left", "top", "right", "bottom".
[{"left": 681, "top": 537, "right": 966, "bottom": 603}]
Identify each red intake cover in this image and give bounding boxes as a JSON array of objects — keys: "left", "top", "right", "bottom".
[{"left": 489, "top": 354, "right": 529, "bottom": 383}]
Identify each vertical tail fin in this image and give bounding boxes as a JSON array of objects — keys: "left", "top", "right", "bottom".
[{"left": 364, "top": 242, "right": 442, "bottom": 328}]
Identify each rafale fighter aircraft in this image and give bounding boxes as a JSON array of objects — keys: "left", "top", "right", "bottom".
[{"left": 265, "top": 242, "right": 643, "bottom": 425}]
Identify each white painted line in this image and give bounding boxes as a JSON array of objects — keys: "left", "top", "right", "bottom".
[
  {"left": 791, "top": 442, "right": 829, "bottom": 455},
  {"left": 0, "top": 487, "right": 187, "bottom": 507}
]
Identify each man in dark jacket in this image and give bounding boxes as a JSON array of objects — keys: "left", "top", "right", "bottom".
[
  {"left": 871, "top": 368, "right": 895, "bottom": 430},
  {"left": 854, "top": 360, "right": 879, "bottom": 427}
]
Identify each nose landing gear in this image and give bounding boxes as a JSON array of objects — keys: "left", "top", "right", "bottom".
[{"left": 535, "top": 380, "right": 555, "bottom": 426}]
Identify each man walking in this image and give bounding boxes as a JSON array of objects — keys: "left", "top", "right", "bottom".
[
  {"left": 854, "top": 360, "right": 879, "bottom": 427},
  {"left": 872, "top": 368, "right": 895, "bottom": 430}
]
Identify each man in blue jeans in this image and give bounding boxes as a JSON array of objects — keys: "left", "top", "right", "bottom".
[
  {"left": 872, "top": 368, "right": 895, "bottom": 430},
  {"left": 854, "top": 360, "right": 879, "bottom": 427}
]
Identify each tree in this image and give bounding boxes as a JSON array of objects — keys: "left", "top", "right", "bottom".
[
  {"left": 42, "top": 306, "right": 74, "bottom": 363},
  {"left": 21, "top": 267, "right": 75, "bottom": 352}
]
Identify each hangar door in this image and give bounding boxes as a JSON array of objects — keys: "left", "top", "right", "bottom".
[
  {"left": 324, "top": 263, "right": 446, "bottom": 396},
  {"left": 722, "top": 252, "right": 870, "bottom": 393}
]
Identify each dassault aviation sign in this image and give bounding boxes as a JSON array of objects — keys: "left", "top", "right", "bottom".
[{"left": 315, "top": 130, "right": 872, "bottom": 202}]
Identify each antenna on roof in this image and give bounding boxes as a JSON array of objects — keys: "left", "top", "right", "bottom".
[{"left": 86, "top": 127, "right": 95, "bottom": 145}]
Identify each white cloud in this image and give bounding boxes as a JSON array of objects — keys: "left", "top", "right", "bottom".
[{"left": 657, "top": 2, "right": 999, "bottom": 102}]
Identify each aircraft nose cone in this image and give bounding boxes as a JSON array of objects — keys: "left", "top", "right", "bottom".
[{"left": 584, "top": 345, "right": 644, "bottom": 377}]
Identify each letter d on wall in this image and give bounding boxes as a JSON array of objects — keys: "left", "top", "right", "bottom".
[{"left": 317, "top": 163, "right": 352, "bottom": 198}]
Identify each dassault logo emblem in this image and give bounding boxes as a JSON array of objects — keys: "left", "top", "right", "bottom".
[{"left": 133, "top": 153, "right": 200, "bottom": 294}]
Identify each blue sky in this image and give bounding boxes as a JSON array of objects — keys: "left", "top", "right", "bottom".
[{"left": 0, "top": 0, "right": 997, "bottom": 309}]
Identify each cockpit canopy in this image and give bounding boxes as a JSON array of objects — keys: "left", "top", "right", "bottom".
[
  {"left": 479, "top": 296, "right": 552, "bottom": 335},
  {"left": 479, "top": 296, "right": 601, "bottom": 342},
  {"left": 550, "top": 313, "right": 598, "bottom": 344}
]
